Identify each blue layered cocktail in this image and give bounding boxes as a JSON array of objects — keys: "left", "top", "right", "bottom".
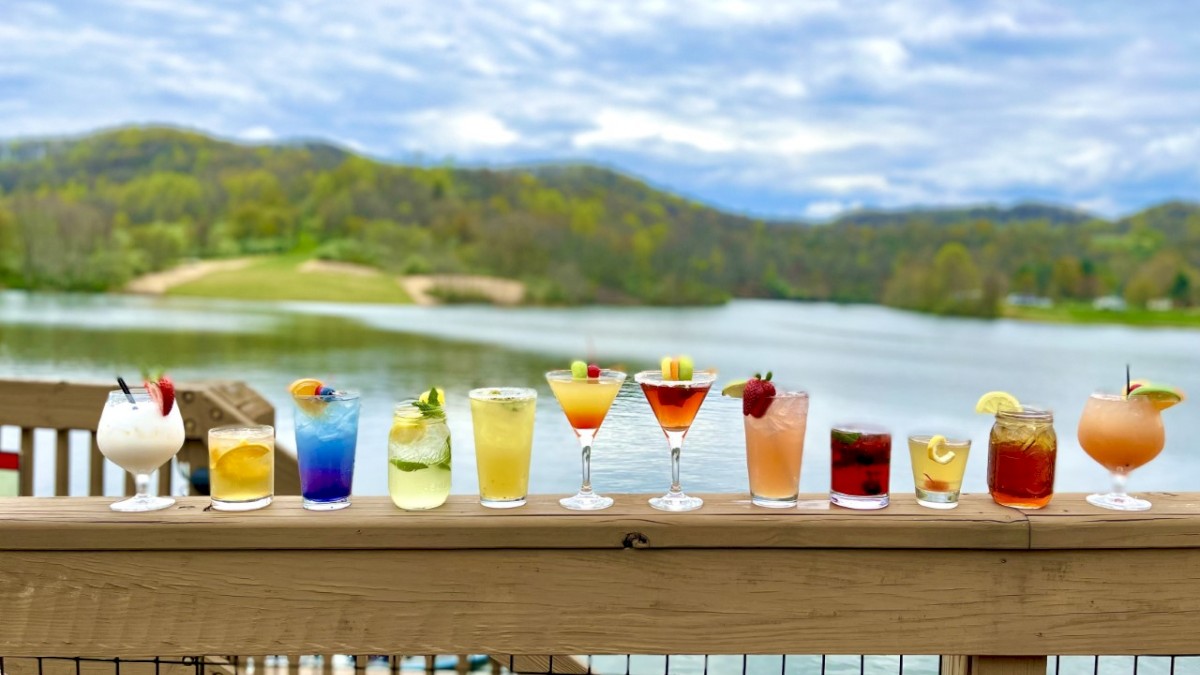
[{"left": 290, "top": 379, "right": 359, "bottom": 510}]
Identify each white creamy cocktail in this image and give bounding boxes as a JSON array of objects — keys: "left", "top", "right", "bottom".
[{"left": 96, "top": 384, "right": 184, "bottom": 512}]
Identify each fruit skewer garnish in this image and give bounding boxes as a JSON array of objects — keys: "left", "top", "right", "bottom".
[
  {"left": 288, "top": 377, "right": 341, "bottom": 415},
  {"left": 658, "top": 355, "right": 696, "bottom": 381},
  {"left": 570, "top": 360, "right": 602, "bottom": 380},
  {"left": 721, "top": 371, "right": 776, "bottom": 417}
]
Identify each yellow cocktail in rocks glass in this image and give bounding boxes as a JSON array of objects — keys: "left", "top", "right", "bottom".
[{"left": 208, "top": 425, "right": 274, "bottom": 511}]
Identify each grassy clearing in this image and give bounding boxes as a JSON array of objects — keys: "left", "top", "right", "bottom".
[
  {"left": 166, "top": 256, "right": 411, "bottom": 304},
  {"left": 1004, "top": 303, "right": 1200, "bottom": 328}
]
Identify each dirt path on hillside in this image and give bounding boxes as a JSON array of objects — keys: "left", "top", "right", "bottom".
[
  {"left": 399, "top": 275, "right": 526, "bottom": 306},
  {"left": 124, "top": 258, "right": 254, "bottom": 294}
]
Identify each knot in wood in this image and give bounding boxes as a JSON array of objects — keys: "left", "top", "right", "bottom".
[{"left": 623, "top": 532, "right": 650, "bottom": 549}]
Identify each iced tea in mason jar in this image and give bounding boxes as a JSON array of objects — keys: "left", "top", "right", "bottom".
[{"left": 987, "top": 407, "right": 1056, "bottom": 509}]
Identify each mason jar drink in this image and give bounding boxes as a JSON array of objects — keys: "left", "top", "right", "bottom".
[
  {"left": 987, "top": 407, "right": 1056, "bottom": 509},
  {"left": 388, "top": 400, "right": 451, "bottom": 510}
]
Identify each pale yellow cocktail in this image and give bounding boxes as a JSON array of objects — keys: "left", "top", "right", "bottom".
[{"left": 469, "top": 388, "right": 537, "bottom": 508}]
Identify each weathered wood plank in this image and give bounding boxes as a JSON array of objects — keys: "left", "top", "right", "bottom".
[
  {"left": 509, "top": 656, "right": 589, "bottom": 674},
  {"left": 158, "top": 459, "right": 173, "bottom": 496},
  {"left": 18, "top": 428, "right": 33, "bottom": 497},
  {"left": 941, "top": 655, "right": 970, "bottom": 675},
  {"left": 1, "top": 548, "right": 1198, "bottom": 656},
  {"left": 89, "top": 434, "right": 104, "bottom": 496},
  {"left": 0, "top": 494, "right": 1028, "bottom": 551},
  {"left": 1027, "top": 493, "right": 1200, "bottom": 549},
  {"left": 54, "top": 430, "right": 70, "bottom": 496},
  {"left": 968, "top": 656, "right": 1048, "bottom": 675}
]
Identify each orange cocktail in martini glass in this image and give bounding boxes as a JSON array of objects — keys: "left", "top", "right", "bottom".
[
  {"left": 547, "top": 362, "right": 627, "bottom": 510},
  {"left": 636, "top": 357, "right": 715, "bottom": 512}
]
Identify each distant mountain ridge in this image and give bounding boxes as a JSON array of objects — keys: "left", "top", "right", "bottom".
[
  {"left": 831, "top": 203, "right": 1097, "bottom": 228},
  {"left": 0, "top": 125, "right": 1197, "bottom": 314}
]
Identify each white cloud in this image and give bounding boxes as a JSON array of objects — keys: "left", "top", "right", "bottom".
[
  {"left": 804, "top": 200, "right": 853, "bottom": 220},
  {"left": 573, "top": 109, "right": 737, "bottom": 153},
  {"left": 814, "top": 174, "right": 892, "bottom": 193},
  {"left": 238, "top": 125, "right": 276, "bottom": 141}
]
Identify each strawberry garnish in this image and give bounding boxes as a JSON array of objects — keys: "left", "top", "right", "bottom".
[
  {"left": 144, "top": 375, "right": 175, "bottom": 416},
  {"left": 742, "top": 372, "right": 775, "bottom": 418}
]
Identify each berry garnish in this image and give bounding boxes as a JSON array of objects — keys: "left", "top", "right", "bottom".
[
  {"left": 742, "top": 371, "right": 775, "bottom": 418},
  {"left": 144, "top": 374, "right": 175, "bottom": 417},
  {"left": 587, "top": 363, "right": 601, "bottom": 378},
  {"left": 571, "top": 360, "right": 588, "bottom": 380}
]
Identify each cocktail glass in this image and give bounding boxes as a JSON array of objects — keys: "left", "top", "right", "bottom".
[
  {"left": 744, "top": 391, "right": 809, "bottom": 508},
  {"left": 908, "top": 434, "right": 971, "bottom": 509},
  {"left": 208, "top": 425, "right": 275, "bottom": 511},
  {"left": 547, "top": 369, "right": 627, "bottom": 510},
  {"left": 830, "top": 424, "right": 891, "bottom": 510},
  {"left": 388, "top": 400, "right": 452, "bottom": 510},
  {"left": 96, "top": 388, "right": 185, "bottom": 512},
  {"left": 635, "top": 370, "right": 716, "bottom": 512},
  {"left": 988, "top": 406, "right": 1056, "bottom": 509},
  {"left": 469, "top": 387, "right": 537, "bottom": 508},
  {"left": 1077, "top": 392, "right": 1164, "bottom": 511},
  {"left": 292, "top": 391, "right": 359, "bottom": 511}
]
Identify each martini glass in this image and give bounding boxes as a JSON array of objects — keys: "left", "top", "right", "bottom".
[
  {"left": 547, "top": 369, "right": 627, "bottom": 510},
  {"left": 635, "top": 369, "right": 716, "bottom": 512},
  {"left": 1077, "top": 392, "right": 1165, "bottom": 511}
]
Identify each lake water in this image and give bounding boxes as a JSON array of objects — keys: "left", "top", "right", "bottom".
[{"left": 2, "top": 290, "right": 1197, "bottom": 500}]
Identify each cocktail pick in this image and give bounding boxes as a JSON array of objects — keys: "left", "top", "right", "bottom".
[
  {"left": 1126, "top": 363, "right": 1131, "bottom": 397},
  {"left": 116, "top": 376, "right": 137, "bottom": 406}
]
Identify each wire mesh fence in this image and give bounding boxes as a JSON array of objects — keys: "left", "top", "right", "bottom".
[{"left": 2, "top": 656, "right": 1198, "bottom": 675}]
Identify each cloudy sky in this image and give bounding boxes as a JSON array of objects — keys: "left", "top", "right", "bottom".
[{"left": 2, "top": 1, "right": 1199, "bottom": 219}]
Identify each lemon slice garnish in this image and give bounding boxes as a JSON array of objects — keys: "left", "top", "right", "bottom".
[
  {"left": 975, "top": 391, "right": 1021, "bottom": 414},
  {"left": 926, "top": 434, "right": 955, "bottom": 464}
]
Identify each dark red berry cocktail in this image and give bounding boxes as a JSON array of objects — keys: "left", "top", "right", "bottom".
[{"left": 830, "top": 425, "right": 892, "bottom": 510}]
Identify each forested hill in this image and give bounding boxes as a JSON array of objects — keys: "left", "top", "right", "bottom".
[{"left": 1, "top": 126, "right": 1198, "bottom": 313}]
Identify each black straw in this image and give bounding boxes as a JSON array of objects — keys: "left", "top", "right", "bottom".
[
  {"left": 1126, "top": 363, "right": 1131, "bottom": 396},
  {"left": 116, "top": 377, "right": 136, "bottom": 405}
]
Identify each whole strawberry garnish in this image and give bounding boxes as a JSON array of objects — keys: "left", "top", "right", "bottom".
[
  {"left": 145, "top": 374, "right": 176, "bottom": 416},
  {"left": 742, "top": 371, "right": 775, "bottom": 418}
]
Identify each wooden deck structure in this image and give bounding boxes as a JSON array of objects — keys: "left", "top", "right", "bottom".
[{"left": 1, "top": 379, "right": 1199, "bottom": 675}]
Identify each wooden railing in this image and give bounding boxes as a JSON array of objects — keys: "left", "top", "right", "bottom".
[
  {"left": 0, "top": 379, "right": 300, "bottom": 496},
  {"left": 2, "top": 493, "right": 1200, "bottom": 675}
]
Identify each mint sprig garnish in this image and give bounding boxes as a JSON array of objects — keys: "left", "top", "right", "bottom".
[{"left": 412, "top": 387, "right": 446, "bottom": 420}]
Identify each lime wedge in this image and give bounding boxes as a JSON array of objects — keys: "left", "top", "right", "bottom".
[
  {"left": 926, "top": 435, "right": 955, "bottom": 464},
  {"left": 1128, "top": 383, "right": 1185, "bottom": 411},
  {"left": 975, "top": 391, "right": 1021, "bottom": 414},
  {"left": 721, "top": 379, "right": 748, "bottom": 398},
  {"left": 390, "top": 458, "right": 430, "bottom": 472}
]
